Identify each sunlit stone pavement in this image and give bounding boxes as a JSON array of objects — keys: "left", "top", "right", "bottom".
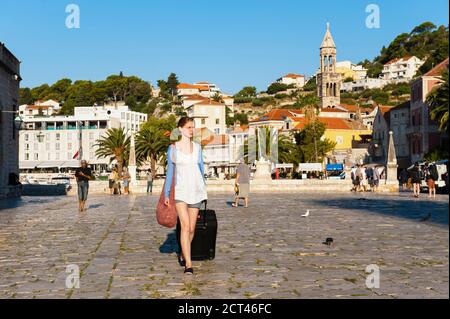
[{"left": 0, "top": 192, "right": 448, "bottom": 299}]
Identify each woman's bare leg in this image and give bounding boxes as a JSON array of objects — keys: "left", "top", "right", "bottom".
[
  {"left": 176, "top": 202, "right": 191, "bottom": 268},
  {"left": 186, "top": 207, "right": 200, "bottom": 268}
]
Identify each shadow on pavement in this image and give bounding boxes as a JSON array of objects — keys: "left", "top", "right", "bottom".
[
  {"left": 0, "top": 197, "right": 54, "bottom": 211},
  {"left": 159, "top": 230, "right": 180, "bottom": 254},
  {"left": 304, "top": 195, "right": 449, "bottom": 226}
]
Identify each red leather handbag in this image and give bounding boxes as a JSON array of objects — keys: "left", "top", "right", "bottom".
[{"left": 156, "top": 145, "right": 177, "bottom": 228}]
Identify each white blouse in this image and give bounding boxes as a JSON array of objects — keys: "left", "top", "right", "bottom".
[{"left": 174, "top": 142, "right": 208, "bottom": 204}]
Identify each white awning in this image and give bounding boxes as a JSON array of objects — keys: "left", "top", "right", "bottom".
[{"left": 297, "top": 163, "right": 323, "bottom": 171}]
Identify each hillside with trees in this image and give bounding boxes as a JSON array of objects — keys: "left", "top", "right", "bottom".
[{"left": 360, "top": 22, "right": 449, "bottom": 77}]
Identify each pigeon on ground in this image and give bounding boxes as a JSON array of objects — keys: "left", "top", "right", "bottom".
[
  {"left": 420, "top": 213, "right": 432, "bottom": 222},
  {"left": 302, "top": 210, "right": 310, "bottom": 217},
  {"left": 323, "top": 237, "right": 334, "bottom": 247}
]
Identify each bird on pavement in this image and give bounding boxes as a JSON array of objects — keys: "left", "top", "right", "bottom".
[
  {"left": 302, "top": 210, "right": 310, "bottom": 217},
  {"left": 323, "top": 237, "right": 334, "bottom": 247}
]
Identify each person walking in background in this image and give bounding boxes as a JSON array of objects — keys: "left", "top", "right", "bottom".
[
  {"left": 366, "top": 166, "right": 374, "bottom": 191},
  {"left": 75, "top": 160, "right": 93, "bottom": 213},
  {"left": 147, "top": 169, "right": 153, "bottom": 194},
  {"left": 122, "top": 167, "right": 131, "bottom": 194},
  {"left": 399, "top": 169, "right": 409, "bottom": 191},
  {"left": 410, "top": 162, "right": 422, "bottom": 198},
  {"left": 350, "top": 165, "right": 358, "bottom": 192},
  {"left": 113, "top": 166, "right": 121, "bottom": 195},
  {"left": 232, "top": 159, "right": 251, "bottom": 208},
  {"left": 426, "top": 163, "right": 438, "bottom": 198},
  {"left": 355, "top": 164, "right": 363, "bottom": 192},
  {"left": 108, "top": 169, "right": 116, "bottom": 195},
  {"left": 371, "top": 166, "right": 380, "bottom": 192},
  {"left": 164, "top": 117, "right": 207, "bottom": 275},
  {"left": 360, "top": 165, "right": 369, "bottom": 192}
]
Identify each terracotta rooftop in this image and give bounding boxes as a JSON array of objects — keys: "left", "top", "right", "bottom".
[
  {"left": 283, "top": 73, "right": 304, "bottom": 79},
  {"left": 25, "top": 105, "right": 52, "bottom": 109},
  {"left": 320, "top": 107, "right": 349, "bottom": 113},
  {"left": 251, "top": 109, "right": 297, "bottom": 122},
  {"left": 424, "top": 57, "right": 449, "bottom": 77},
  {"left": 177, "top": 83, "right": 209, "bottom": 90},
  {"left": 385, "top": 56, "right": 414, "bottom": 65},
  {"left": 201, "top": 134, "right": 228, "bottom": 146},
  {"left": 193, "top": 100, "right": 225, "bottom": 106},
  {"left": 182, "top": 94, "right": 209, "bottom": 101},
  {"left": 293, "top": 117, "right": 354, "bottom": 130}
]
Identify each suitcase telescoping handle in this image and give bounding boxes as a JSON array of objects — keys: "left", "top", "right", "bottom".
[{"left": 198, "top": 200, "right": 208, "bottom": 228}]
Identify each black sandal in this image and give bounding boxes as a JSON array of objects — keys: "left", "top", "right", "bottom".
[{"left": 177, "top": 255, "right": 186, "bottom": 267}]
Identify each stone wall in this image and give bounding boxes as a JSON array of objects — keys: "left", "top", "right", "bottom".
[
  {"left": 67, "top": 179, "right": 399, "bottom": 196},
  {"left": 0, "top": 43, "right": 21, "bottom": 199}
]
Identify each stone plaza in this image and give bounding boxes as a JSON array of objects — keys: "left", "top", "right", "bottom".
[{"left": 0, "top": 192, "right": 448, "bottom": 299}]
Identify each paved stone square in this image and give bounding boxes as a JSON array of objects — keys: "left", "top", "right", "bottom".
[{"left": 0, "top": 192, "right": 448, "bottom": 299}]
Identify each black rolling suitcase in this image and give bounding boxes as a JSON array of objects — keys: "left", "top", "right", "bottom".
[{"left": 176, "top": 200, "right": 217, "bottom": 261}]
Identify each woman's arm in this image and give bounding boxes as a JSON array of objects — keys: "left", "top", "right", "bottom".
[
  {"left": 164, "top": 145, "right": 174, "bottom": 198},
  {"left": 198, "top": 144, "right": 205, "bottom": 181}
]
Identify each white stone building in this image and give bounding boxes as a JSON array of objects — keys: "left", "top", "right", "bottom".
[
  {"left": 0, "top": 43, "right": 21, "bottom": 198},
  {"left": 381, "top": 56, "right": 424, "bottom": 83},
  {"left": 19, "top": 104, "right": 58, "bottom": 118},
  {"left": 389, "top": 101, "right": 410, "bottom": 167},
  {"left": 177, "top": 82, "right": 221, "bottom": 98},
  {"left": 276, "top": 74, "right": 305, "bottom": 88},
  {"left": 18, "top": 105, "right": 147, "bottom": 172},
  {"left": 186, "top": 100, "right": 226, "bottom": 135},
  {"left": 341, "top": 78, "right": 389, "bottom": 92}
]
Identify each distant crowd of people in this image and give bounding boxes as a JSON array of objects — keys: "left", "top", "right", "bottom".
[
  {"left": 399, "top": 162, "right": 447, "bottom": 199},
  {"left": 107, "top": 166, "right": 154, "bottom": 195},
  {"left": 350, "top": 164, "right": 385, "bottom": 192}
]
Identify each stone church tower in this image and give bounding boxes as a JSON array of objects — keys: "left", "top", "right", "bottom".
[{"left": 317, "top": 23, "right": 341, "bottom": 108}]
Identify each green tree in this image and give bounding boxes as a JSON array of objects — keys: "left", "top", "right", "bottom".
[
  {"left": 294, "top": 94, "right": 320, "bottom": 110},
  {"left": 411, "top": 22, "right": 437, "bottom": 35},
  {"left": 95, "top": 127, "right": 131, "bottom": 176},
  {"left": 293, "top": 121, "right": 336, "bottom": 163},
  {"left": 166, "top": 73, "right": 180, "bottom": 96},
  {"left": 19, "top": 88, "right": 33, "bottom": 105},
  {"left": 267, "top": 82, "right": 289, "bottom": 95},
  {"left": 30, "top": 84, "right": 50, "bottom": 101},
  {"left": 303, "top": 77, "right": 317, "bottom": 92},
  {"left": 235, "top": 86, "right": 257, "bottom": 98},
  {"left": 426, "top": 68, "right": 449, "bottom": 132},
  {"left": 135, "top": 118, "right": 175, "bottom": 178}
]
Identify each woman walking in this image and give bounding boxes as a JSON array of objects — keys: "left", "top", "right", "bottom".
[
  {"left": 122, "top": 167, "right": 131, "bottom": 195},
  {"left": 164, "top": 117, "right": 207, "bottom": 275}
]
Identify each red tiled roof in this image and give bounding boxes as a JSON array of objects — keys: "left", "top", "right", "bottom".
[
  {"left": 231, "top": 125, "right": 249, "bottom": 133},
  {"left": 177, "top": 83, "right": 209, "bottom": 90},
  {"left": 321, "top": 107, "right": 349, "bottom": 113},
  {"left": 193, "top": 100, "right": 225, "bottom": 106},
  {"left": 424, "top": 57, "right": 449, "bottom": 77},
  {"left": 293, "top": 117, "right": 353, "bottom": 130},
  {"left": 183, "top": 94, "right": 209, "bottom": 101},
  {"left": 252, "top": 109, "right": 295, "bottom": 122},
  {"left": 26, "top": 105, "right": 52, "bottom": 109},
  {"left": 385, "top": 56, "right": 414, "bottom": 65},
  {"left": 201, "top": 134, "right": 228, "bottom": 146},
  {"left": 339, "top": 104, "right": 359, "bottom": 112},
  {"left": 283, "top": 73, "right": 305, "bottom": 79}
]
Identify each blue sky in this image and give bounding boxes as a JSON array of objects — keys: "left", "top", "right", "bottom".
[{"left": 1, "top": 0, "right": 448, "bottom": 94}]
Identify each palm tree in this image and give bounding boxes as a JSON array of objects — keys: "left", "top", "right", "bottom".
[
  {"left": 241, "top": 127, "right": 297, "bottom": 165},
  {"left": 426, "top": 68, "right": 449, "bottom": 133},
  {"left": 135, "top": 125, "right": 171, "bottom": 178},
  {"left": 95, "top": 127, "right": 130, "bottom": 175}
]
